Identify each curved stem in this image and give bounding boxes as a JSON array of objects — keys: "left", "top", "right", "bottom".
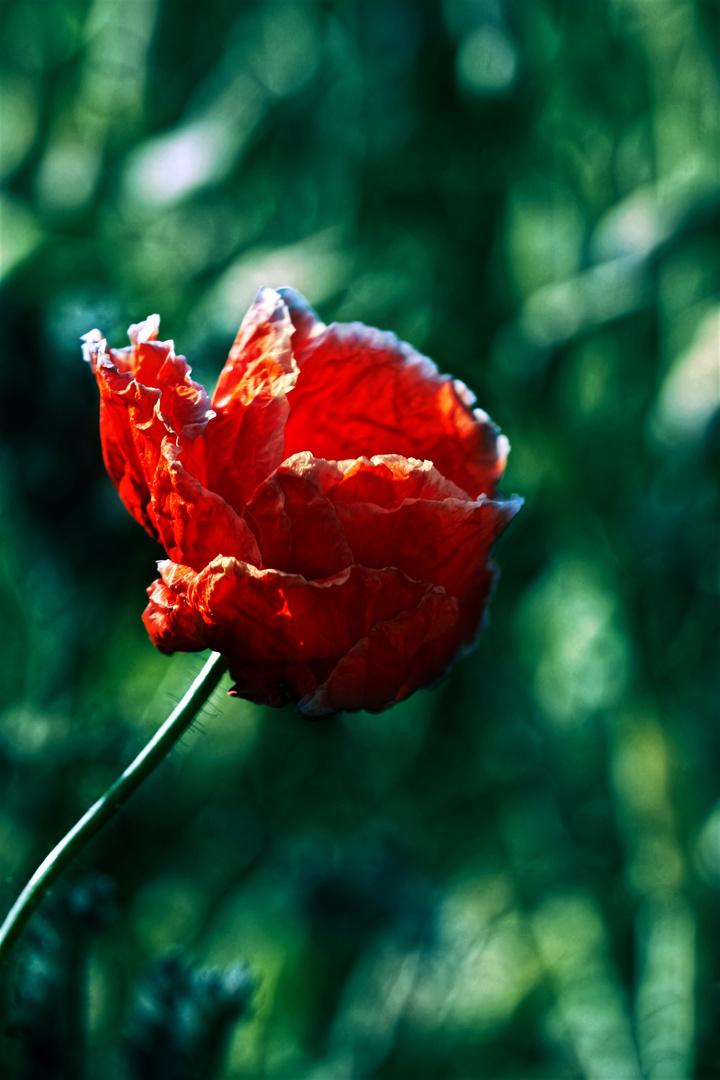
[{"left": 0, "top": 651, "right": 228, "bottom": 969}]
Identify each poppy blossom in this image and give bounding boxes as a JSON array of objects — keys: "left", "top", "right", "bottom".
[{"left": 83, "top": 288, "right": 521, "bottom": 716}]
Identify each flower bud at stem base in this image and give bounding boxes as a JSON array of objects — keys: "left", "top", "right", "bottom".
[{"left": 0, "top": 651, "right": 228, "bottom": 969}]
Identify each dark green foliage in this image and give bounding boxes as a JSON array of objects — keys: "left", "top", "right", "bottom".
[
  {"left": 6, "top": 877, "right": 115, "bottom": 1080},
  {"left": 2, "top": 877, "right": 252, "bottom": 1080},
  {"left": 123, "top": 954, "right": 254, "bottom": 1080}
]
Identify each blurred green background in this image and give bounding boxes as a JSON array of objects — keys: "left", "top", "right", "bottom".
[{"left": 1, "top": 0, "right": 719, "bottom": 1076}]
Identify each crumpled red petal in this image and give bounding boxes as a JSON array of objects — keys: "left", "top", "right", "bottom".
[
  {"left": 150, "top": 440, "right": 262, "bottom": 571},
  {"left": 296, "top": 586, "right": 459, "bottom": 716},
  {"left": 83, "top": 317, "right": 213, "bottom": 538},
  {"left": 243, "top": 450, "right": 521, "bottom": 605},
  {"left": 324, "top": 453, "right": 470, "bottom": 506},
  {"left": 143, "top": 565, "right": 206, "bottom": 655},
  {"left": 243, "top": 453, "right": 353, "bottom": 580},
  {"left": 283, "top": 319, "right": 507, "bottom": 500},
  {"left": 142, "top": 556, "right": 459, "bottom": 715},
  {"left": 204, "top": 289, "right": 301, "bottom": 514},
  {"left": 322, "top": 454, "right": 521, "bottom": 602}
]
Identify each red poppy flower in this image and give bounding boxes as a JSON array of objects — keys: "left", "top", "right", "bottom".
[{"left": 83, "top": 288, "right": 521, "bottom": 716}]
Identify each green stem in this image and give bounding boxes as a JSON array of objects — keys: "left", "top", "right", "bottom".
[{"left": 0, "top": 651, "right": 228, "bottom": 969}]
